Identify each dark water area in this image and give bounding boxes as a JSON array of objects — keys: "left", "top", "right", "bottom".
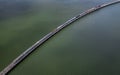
[
  {"left": 0, "top": 0, "right": 34, "bottom": 20},
  {"left": 0, "top": 0, "right": 112, "bottom": 20},
  {"left": 8, "top": 3, "right": 120, "bottom": 75},
  {"left": 1, "top": 0, "right": 120, "bottom": 75}
]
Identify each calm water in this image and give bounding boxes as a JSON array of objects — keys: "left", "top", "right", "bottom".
[{"left": 0, "top": 0, "right": 120, "bottom": 75}]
